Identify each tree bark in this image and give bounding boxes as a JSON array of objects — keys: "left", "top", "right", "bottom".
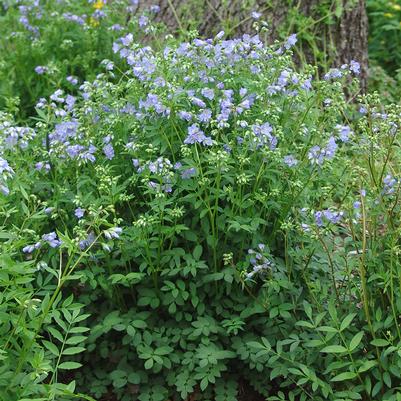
[{"left": 137, "top": 0, "right": 368, "bottom": 91}]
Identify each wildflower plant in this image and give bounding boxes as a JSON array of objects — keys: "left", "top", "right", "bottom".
[
  {"left": 0, "top": 0, "right": 158, "bottom": 119},
  {"left": 1, "top": 5, "right": 401, "bottom": 401}
]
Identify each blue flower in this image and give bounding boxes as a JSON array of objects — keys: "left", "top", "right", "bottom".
[
  {"left": 66, "top": 145, "right": 85, "bottom": 159},
  {"left": 178, "top": 111, "right": 193, "bottom": 121},
  {"left": 198, "top": 109, "right": 212, "bottom": 123},
  {"left": 80, "top": 145, "right": 97, "bottom": 163},
  {"left": 308, "top": 137, "right": 337, "bottom": 165},
  {"left": 223, "top": 144, "right": 232, "bottom": 153},
  {"left": 181, "top": 168, "right": 196, "bottom": 179},
  {"left": 323, "top": 209, "right": 343, "bottom": 224},
  {"left": 315, "top": 209, "right": 343, "bottom": 227},
  {"left": 184, "top": 124, "right": 213, "bottom": 146},
  {"left": 308, "top": 145, "right": 323, "bottom": 165},
  {"left": 246, "top": 244, "right": 272, "bottom": 279},
  {"left": 65, "top": 95, "right": 76, "bottom": 111},
  {"left": 0, "top": 185, "right": 9, "bottom": 196},
  {"left": 139, "top": 93, "right": 169, "bottom": 115},
  {"left": 201, "top": 88, "right": 215, "bottom": 100},
  {"left": 251, "top": 11, "right": 262, "bottom": 19},
  {"left": 50, "top": 89, "right": 64, "bottom": 103},
  {"left": 190, "top": 97, "right": 207, "bottom": 109},
  {"left": 121, "top": 33, "right": 133, "bottom": 46},
  {"left": 251, "top": 123, "right": 277, "bottom": 150},
  {"left": 0, "top": 158, "right": 14, "bottom": 175},
  {"left": 324, "top": 69, "right": 343, "bottom": 80},
  {"left": 51, "top": 121, "right": 79, "bottom": 144},
  {"left": 105, "top": 61, "right": 114, "bottom": 71},
  {"left": 79, "top": 232, "right": 96, "bottom": 250},
  {"left": 104, "top": 227, "right": 122, "bottom": 240},
  {"left": 284, "top": 34, "right": 297, "bottom": 50},
  {"left": 138, "top": 15, "right": 149, "bottom": 28},
  {"left": 62, "top": 12, "right": 85, "bottom": 25},
  {"left": 325, "top": 137, "right": 337, "bottom": 159},
  {"left": 301, "top": 77, "right": 312, "bottom": 91},
  {"left": 66, "top": 76, "right": 78, "bottom": 85},
  {"left": 35, "top": 66, "right": 48, "bottom": 75},
  {"left": 75, "top": 207, "right": 85, "bottom": 219},
  {"left": 314, "top": 211, "right": 324, "bottom": 227},
  {"left": 283, "top": 155, "right": 298, "bottom": 167},
  {"left": 350, "top": 60, "right": 361, "bottom": 75},
  {"left": 23, "top": 241, "right": 41, "bottom": 254},
  {"left": 383, "top": 174, "right": 397, "bottom": 195},
  {"left": 336, "top": 125, "right": 352, "bottom": 142},
  {"left": 110, "top": 24, "right": 123, "bottom": 31},
  {"left": 103, "top": 143, "right": 115, "bottom": 160},
  {"left": 42, "top": 232, "right": 62, "bottom": 248}
]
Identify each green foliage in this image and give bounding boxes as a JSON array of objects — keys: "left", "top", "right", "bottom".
[
  {"left": 0, "top": 252, "right": 90, "bottom": 400},
  {"left": 0, "top": 1, "right": 401, "bottom": 401},
  {"left": 368, "top": 0, "right": 401, "bottom": 74}
]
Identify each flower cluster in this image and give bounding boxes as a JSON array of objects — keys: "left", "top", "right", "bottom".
[
  {"left": 0, "top": 157, "right": 14, "bottom": 195},
  {"left": 250, "top": 122, "right": 277, "bottom": 150},
  {"left": 23, "top": 231, "right": 62, "bottom": 254},
  {"left": 323, "top": 60, "right": 361, "bottom": 80},
  {"left": 246, "top": 244, "right": 273, "bottom": 279},
  {"left": 184, "top": 124, "right": 213, "bottom": 146},
  {"left": 308, "top": 137, "right": 338, "bottom": 165},
  {"left": 314, "top": 209, "right": 344, "bottom": 227},
  {"left": 383, "top": 174, "right": 397, "bottom": 195},
  {"left": 0, "top": 121, "right": 36, "bottom": 150}
]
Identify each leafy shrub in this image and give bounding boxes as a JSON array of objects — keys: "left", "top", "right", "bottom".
[
  {"left": 367, "top": 65, "right": 401, "bottom": 104},
  {"left": 2, "top": 4, "right": 401, "bottom": 401},
  {"left": 0, "top": 248, "right": 92, "bottom": 400},
  {"left": 368, "top": 0, "right": 401, "bottom": 73}
]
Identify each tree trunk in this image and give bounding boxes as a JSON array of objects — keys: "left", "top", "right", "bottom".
[{"left": 137, "top": 0, "right": 368, "bottom": 91}]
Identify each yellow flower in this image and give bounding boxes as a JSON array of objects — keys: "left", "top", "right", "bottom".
[
  {"left": 391, "top": 4, "right": 401, "bottom": 11},
  {"left": 384, "top": 12, "right": 394, "bottom": 18},
  {"left": 93, "top": 0, "right": 104, "bottom": 10}
]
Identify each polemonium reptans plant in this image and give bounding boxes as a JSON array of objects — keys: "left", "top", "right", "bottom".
[{"left": 1, "top": 9, "right": 401, "bottom": 401}]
